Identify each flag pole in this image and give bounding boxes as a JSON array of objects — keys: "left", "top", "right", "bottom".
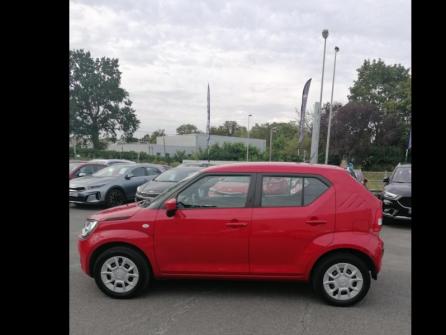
[{"left": 207, "top": 83, "right": 210, "bottom": 163}]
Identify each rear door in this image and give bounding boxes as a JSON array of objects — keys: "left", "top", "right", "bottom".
[{"left": 250, "top": 174, "right": 336, "bottom": 275}]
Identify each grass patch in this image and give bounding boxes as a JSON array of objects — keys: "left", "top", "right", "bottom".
[{"left": 363, "top": 171, "right": 390, "bottom": 192}]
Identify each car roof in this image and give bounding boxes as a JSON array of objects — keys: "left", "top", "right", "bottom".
[
  {"left": 201, "top": 162, "right": 345, "bottom": 174},
  {"left": 89, "top": 159, "right": 135, "bottom": 164},
  {"left": 170, "top": 166, "right": 203, "bottom": 171}
]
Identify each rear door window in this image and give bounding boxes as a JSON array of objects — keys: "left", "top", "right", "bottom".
[
  {"left": 261, "top": 176, "right": 303, "bottom": 207},
  {"left": 131, "top": 167, "right": 147, "bottom": 177}
]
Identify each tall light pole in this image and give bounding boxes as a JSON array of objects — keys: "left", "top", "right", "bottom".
[
  {"left": 269, "top": 127, "right": 276, "bottom": 161},
  {"left": 246, "top": 114, "right": 252, "bottom": 161},
  {"left": 324, "top": 46, "right": 339, "bottom": 165},
  {"left": 310, "top": 29, "right": 329, "bottom": 164}
]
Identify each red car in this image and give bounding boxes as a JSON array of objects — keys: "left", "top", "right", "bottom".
[
  {"left": 69, "top": 161, "right": 107, "bottom": 180},
  {"left": 78, "top": 163, "right": 384, "bottom": 306}
]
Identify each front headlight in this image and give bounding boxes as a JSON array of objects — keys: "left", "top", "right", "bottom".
[
  {"left": 81, "top": 219, "right": 98, "bottom": 238},
  {"left": 383, "top": 191, "right": 400, "bottom": 200},
  {"left": 86, "top": 184, "right": 105, "bottom": 190},
  {"left": 137, "top": 186, "right": 142, "bottom": 192}
]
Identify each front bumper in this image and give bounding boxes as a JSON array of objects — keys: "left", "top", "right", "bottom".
[
  {"left": 69, "top": 189, "right": 105, "bottom": 204},
  {"left": 382, "top": 197, "right": 411, "bottom": 221},
  {"left": 78, "top": 237, "right": 92, "bottom": 276}
]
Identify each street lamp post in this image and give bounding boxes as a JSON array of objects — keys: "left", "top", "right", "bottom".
[
  {"left": 324, "top": 46, "right": 339, "bottom": 165},
  {"left": 310, "top": 29, "right": 329, "bottom": 164},
  {"left": 246, "top": 114, "right": 252, "bottom": 161},
  {"left": 269, "top": 127, "right": 276, "bottom": 161}
]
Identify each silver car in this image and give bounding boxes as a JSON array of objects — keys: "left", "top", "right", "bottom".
[{"left": 69, "top": 163, "right": 168, "bottom": 207}]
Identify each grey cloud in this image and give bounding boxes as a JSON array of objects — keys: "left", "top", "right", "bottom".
[{"left": 70, "top": 0, "right": 410, "bottom": 135}]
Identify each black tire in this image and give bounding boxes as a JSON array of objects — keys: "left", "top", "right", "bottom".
[
  {"left": 105, "top": 188, "right": 126, "bottom": 208},
  {"left": 93, "top": 246, "right": 151, "bottom": 299},
  {"left": 312, "top": 253, "right": 371, "bottom": 307}
]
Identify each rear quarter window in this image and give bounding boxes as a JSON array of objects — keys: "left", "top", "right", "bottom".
[{"left": 303, "top": 177, "right": 329, "bottom": 205}]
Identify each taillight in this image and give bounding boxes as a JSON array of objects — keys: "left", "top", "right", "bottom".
[{"left": 372, "top": 208, "right": 382, "bottom": 233}]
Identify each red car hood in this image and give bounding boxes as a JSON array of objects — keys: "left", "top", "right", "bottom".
[{"left": 91, "top": 202, "right": 143, "bottom": 221}]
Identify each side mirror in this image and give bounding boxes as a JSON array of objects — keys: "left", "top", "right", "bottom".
[
  {"left": 164, "top": 198, "right": 177, "bottom": 217},
  {"left": 125, "top": 173, "right": 134, "bottom": 180},
  {"left": 78, "top": 172, "right": 87, "bottom": 177},
  {"left": 383, "top": 177, "right": 389, "bottom": 183}
]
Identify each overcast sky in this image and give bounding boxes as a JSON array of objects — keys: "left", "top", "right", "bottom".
[{"left": 70, "top": 0, "right": 411, "bottom": 137}]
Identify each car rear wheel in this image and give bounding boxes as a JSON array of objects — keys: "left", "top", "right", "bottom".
[
  {"left": 312, "top": 253, "right": 371, "bottom": 306},
  {"left": 105, "top": 188, "right": 126, "bottom": 208},
  {"left": 93, "top": 246, "right": 151, "bottom": 299}
]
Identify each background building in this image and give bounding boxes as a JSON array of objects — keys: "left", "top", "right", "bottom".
[{"left": 106, "top": 134, "right": 266, "bottom": 157}]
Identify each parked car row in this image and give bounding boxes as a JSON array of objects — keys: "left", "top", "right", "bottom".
[
  {"left": 69, "top": 159, "right": 136, "bottom": 180},
  {"left": 69, "top": 162, "right": 170, "bottom": 208}
]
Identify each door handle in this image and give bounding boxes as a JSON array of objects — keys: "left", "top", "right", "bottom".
[
  {"left": 305, "top": 218, "right": 327, "bottom": 225},
  {"left": 225, "top": 222, "right": 248, "bottom": 228}
]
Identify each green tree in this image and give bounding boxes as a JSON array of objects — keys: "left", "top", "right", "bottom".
[
  {"left": 176, "top": 124, "right": 200, "bottom": 135},
  {"left": 149, "top": 129, "right": 165, "bottom": 143},
  {"left": 140, "top": 134, "right": 151, "bottom": 143},
  {"left": 211, "top": 121, "right": 246, "bottom": 136},
  {"left": 69, "top": 49, "right": 140, "bottom": 149},
  {"left": 348, "top": 59, "right": 411, "bottom": 147}
]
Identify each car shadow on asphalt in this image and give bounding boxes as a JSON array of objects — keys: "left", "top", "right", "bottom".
[
  {"left": 141, "top": 279, "right": 321, "bottom": 303},
  {"left": 69, "top": 203, "right": 105, "bottom": 210},
  {"left": 383, "top": 220, "right": 411, "bottom": 230}
]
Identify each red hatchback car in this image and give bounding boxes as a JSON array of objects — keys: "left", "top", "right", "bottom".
[{"left": 78, "top": 163, "right": 384, "bottom": 306}]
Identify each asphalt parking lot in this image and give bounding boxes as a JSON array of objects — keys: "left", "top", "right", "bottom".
[{"left": 70, "top": 204, "right": 410, "bottom": 335}]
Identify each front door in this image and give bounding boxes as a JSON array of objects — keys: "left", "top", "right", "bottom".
[
  {"left": 154, "top": 174, "right": 253, "bottom": 275},
  {"left": 125, "top": 167, "right": 151, "bottom": 199}
]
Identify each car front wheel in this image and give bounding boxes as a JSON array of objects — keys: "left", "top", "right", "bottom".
[
  {"left": 105, "top": 188, "right": 126, "bottom": 208},
  {"left": 312, "top": 253, "right": 371, "bottom": 306},
  {"left": 93, "top": 246, "right": 151, "bottom": 299}
]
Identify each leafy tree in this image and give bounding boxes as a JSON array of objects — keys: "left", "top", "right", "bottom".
[
  {"left": 176, "top": 124, "right": 201, "bottom": 135},
  {"left": 149, "top": 129, "right": 165, "bottom": 143},
  {"left": 211, "top": 121, "right": 247, "bottom": 136},
  {"left": 123, "top": 136, "right": 139, "bottom": 143},
  {"left": 140, "top": 134, "right": 151, "bottom": 143},
  {"left": 348, "top": 59, "right": 411, "bottom": 147},
  {"left": 70, "top": 49, "right": 140, "bottom": 149}
]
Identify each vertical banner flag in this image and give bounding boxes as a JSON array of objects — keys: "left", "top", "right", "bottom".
[
  {"left": 408, "top": 129, "right": 411, "bottom": 149},
  {"left": 207, "top": 84, "right": 211, "bottom": 159},
  {"left": 298, "top": 78, "right": 312, "bottom": 146}
]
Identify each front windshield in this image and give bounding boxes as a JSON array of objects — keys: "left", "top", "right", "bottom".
[
  {"left": 392, "top": 167, "right": 411, "bottom": 183},
  {"left": 69, "top": 163, "right": 81, "bottom": 172},
  {"left": 92, "top": 165, "right": 130, "bottom": 177},
  {"left": 154, "top": 168, "right": 199, "bottom": 182}
]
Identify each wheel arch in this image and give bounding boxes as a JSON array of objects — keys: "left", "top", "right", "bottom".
[
  {"left": 309, "top": 248, "right": 378, "bottom": 282},
  {"left": 89, "top": 241, "right": 153, "bottom": 277}
]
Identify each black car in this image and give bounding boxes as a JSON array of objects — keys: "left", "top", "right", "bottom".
[
  {"left": 135, "top": 166, "right": 202, "bottom": 202},
  {"left": 379, "top": 163, "right": 411, "bottom": 222}
]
